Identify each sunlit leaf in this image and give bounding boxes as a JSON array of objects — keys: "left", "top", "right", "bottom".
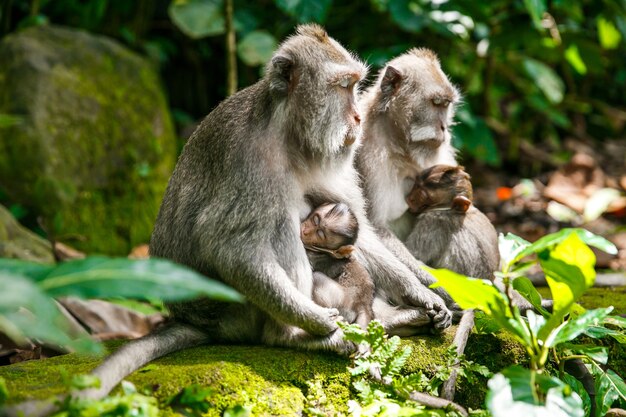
[
  {"left": 523, "top": 58, "right": 565, "bottom": 104},
  {"left": 512, "top": 277, "right": 550, "bottom": 316},
  {"left": 513, "top": 228, "right": 616, "bottom": 263},
  {"left": 584, "top": 326, "right": 626, "bottom": 344},
  {"left": 562, "top": 374, "right": 591, "bottom": 417},
  {"left": 597, "top": 17, "right": 622, "bottom": 49},
  {"left": 275, "top": 0, "right": 333, "bottom": 23},
  {"left": 583, "top": 188, "right": 622, "bottom": 223},
  {"left": 168, "top": 0, "right": 225, "bottom": 38},
  {"left": 561, "top": 343, "right": 609, "bottom": 364},
  {"left": 499, "top": 233, "right": 531, "bottom": 271},
  {"left": 546, "top": 307, "right": 613, "bottom": 347},
  {"left": 564, "top": 44, "right": 587, "bottom": 75},
  {"left": 486, "top": 366, "right": 584, "bottom": 417},
  {"left": 237, "top": 30, "right": 277, "bottom": 66},
  {"left": 523, "top": 0, "right": 547, "bottom": 29}
]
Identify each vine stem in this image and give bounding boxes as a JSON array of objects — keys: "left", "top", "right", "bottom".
[{"left": 224, "top": 0, "right": 237, "bottom": 96}]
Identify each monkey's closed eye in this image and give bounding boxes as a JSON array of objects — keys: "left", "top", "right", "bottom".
[
  {"left": 317, "top": 229, "right": 325, "bottom": 239},
  {"left": 340, "top": 78, "right": 350, "bottom": 88},
  {"left": 313, "top": 214, "right": 320, "bottom": 226}
]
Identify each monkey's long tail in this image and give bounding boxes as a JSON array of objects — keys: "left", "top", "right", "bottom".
[{"left": 2, "top": 322, "right": 208, "bottom": 417}]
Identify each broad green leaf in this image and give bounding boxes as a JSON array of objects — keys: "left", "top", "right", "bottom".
[
  {"left": 604, "top": 315, "right": 626, "bottom": 329},
  {"left": 514, "top": 228, "right": 616, "bottom": 263},
  {"left": 546, "top": 307, "right": 613, "bottom": 347},
  {"left": 0, "top": 258, "right": 54, "bottom": 281},
  {"left": 499, "top": 233, "right": 531, "bottom": 271},
  {"left": 388, "top": 0, "right": 425, "bottom": 33},
  {"left": 523, "top": 58, "right": 565, "bottom": 104},
  {"left": 583, "top": 188, "right": 622, "bottom": 222},
  {"left": 428, "top": 268, "right": 532, "bottom": 345},
  {"left": 474, "top": 311, "right": 503, "bottom": 334},
  {"left": 487, "top": 366, "right": 584, "bottom": 417},
  {"left": 584, "top": 326, "right": 626, "bottom": 344},
  {"left": 275, "top": 0, "right": 333, "bottom": 23},
  {"left": 523, "top": 0, "right": 547, "bottom": 29},
  {"left": 592, "top": 366, "right": 626, "bottom": 416},
  {"left": 564, "top": 44, "right": 587, "bottom": 75},
  {"left": 0, "top": 272, "right": 101, "bottom": 353},
  {"left": 237, "top": 31, "right": 277, "bottom": 66},
  {"left": 597, "top": 17, "right": 622, "bottom": 49},
  {"left": 561, "top": 343, "right": 609, "bottom": 364},
  {"left": 562, "top": 374, "right": 591, "bottom": 417},
  {"left": 33, "top": 257, "right": 243, "bottom": 303},
  {"left": 512, "top": 277, "right": 550, "bottom": 316},
  {"left": 169, "top": 0, "right": 225, "bottom": 39}
]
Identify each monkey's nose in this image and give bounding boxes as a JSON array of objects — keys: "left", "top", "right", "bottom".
[
  {"left": 440, "top": 124, "right": 446, "bottom": 132},
  {"left": 354, "top": 113, "right": 361, "bottom": 125}
]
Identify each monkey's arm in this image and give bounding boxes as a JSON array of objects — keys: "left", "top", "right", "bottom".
[
  {"left": 219, "top": 253, "right": 341, "bottom": 336},
  {"left": 356, "top": 224, "right": 452, "bottom": 329}
]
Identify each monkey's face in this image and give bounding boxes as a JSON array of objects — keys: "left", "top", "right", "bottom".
[
  {"left": 268, "top": 27, "right": 367, "bottom": 159},
  {"left": 378, "top": 49, "right": 459, "bottom": 152},
  {"left": 407, "top": 165, "right": 472, "bottom": 214},
  {"left": 301, "top": 203, "right": 358, "bottom": 250}
]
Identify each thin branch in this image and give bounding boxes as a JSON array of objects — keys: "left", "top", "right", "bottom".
[
  {"left": 441, "top": 310, "right": 475, "bottom": 401},
  {"left": 224, "top": 0, "right": 237, "bottom": 96}
]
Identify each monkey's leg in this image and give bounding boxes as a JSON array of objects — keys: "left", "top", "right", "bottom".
[
  {"left": 372, "top": 297, "right": 432, "bottom": 336},
  {"left": 262, "top": 320, "right": 355, "bottom": 355},
  {"left": 357, "top": 226, "right": 452, "bottom": 330}
]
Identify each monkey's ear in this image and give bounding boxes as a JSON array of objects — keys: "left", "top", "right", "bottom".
[
  {"left": 270, "top": 54, "right": 294, "bottom": 95},
  {"left": 452, "top": 196, "right": 471, "bottom": 213},
  {"left": 332, "top": 245, "right": 355, "bottom": 259},
  {"left": 380, "top": 66, "right": 402, "bottom": 96}
]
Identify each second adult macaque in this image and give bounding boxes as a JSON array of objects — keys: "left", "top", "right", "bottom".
[
  {"left": 301, "top": 203, "right": 375, "bottom": 330},
  {"left": 404, "top": 165, "right": 499, "bottom": 280}
]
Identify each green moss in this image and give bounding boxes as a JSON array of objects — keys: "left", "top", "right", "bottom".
[
  {"left": 537, "top": 286, "right": 626, "bottom": 314},
  {"left": 0, "top": 25, "right": 176, "bottom": 255}
]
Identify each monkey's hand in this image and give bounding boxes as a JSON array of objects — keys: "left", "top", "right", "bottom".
[{"left": 403, "top": 288, "right": 452, "bottom": 330}]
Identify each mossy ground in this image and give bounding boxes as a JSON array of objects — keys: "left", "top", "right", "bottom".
[{"left": 1, "top": 287, "right": 622, "bottom": 415}]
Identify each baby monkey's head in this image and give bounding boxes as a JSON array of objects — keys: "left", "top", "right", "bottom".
[
  {"left": 406, "top": 165, "right": 473, "bottom": 215},
  {"left": 301, "top": 202, "right": 358, "bottom": 259}
]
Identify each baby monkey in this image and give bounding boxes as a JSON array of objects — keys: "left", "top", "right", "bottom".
[
  {"left": 404, "top": 165, "right": 499, "bottom": 280},
  {"left": 301, "top": 203, "right": 375, "bottom": 329}
]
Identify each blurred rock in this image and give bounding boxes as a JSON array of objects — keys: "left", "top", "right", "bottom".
[
  {"left": 0, "top": 204, "right": 54, "bottom": 263},
  {"left": 0, "top": 25, "right": 176, "bottom": 255}
]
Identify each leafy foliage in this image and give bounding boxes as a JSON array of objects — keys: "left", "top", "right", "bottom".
[
  {"left": 0, "top": 257, "right": 243, "bottom": 353},
  {"left": 430, "top": 228, "right": 626, "bottom": 417}
]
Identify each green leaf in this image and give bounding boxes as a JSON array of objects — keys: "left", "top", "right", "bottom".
[
  {"left": 561, "top": 343, "right": 609, "bottom": 364},
  {"left": 562, "top": 374, "right": 591, "bottom": 417},
  {"left": 597, "top": 17, "right": 622, "bottom": 49},
  {"left": 275, "top": 0, "right": 333, "bottom": 23},
  {"left": 523, "top": 0, "right": 547, "bottom": 29},
  {"left": 0, "top": 272, "right": 101, "bottom": 353},
  {"left": 237, "top": 30, "right": 277, "bottom": 66},
  {"left": 0, "top": 259, "right": 54, "bottom": 281},
  {"left": 592, "top": 367, "right": 626, "bottom": 416},
  {"left": 168, "top": 0, "right": 225, "bottom": 39},
  {"left": 583, "top": 188, "right": 622, "bottom": 222},
  {"left": 33, "top": 257, "right": 243, "bottom": 303},
  {"left": 514, "top": 228, "right": 616, "bottom": 263},
  {"left": 0, "top": 377, "right": 8, "bottom": 406},
  {"left": 512, "top": 277, "right": 550, "bottom": 316},
  {"left": 604, "top": 315, "right": 626, "bottom": 329},
  {"left": 564, "top": 44, "right": 587, "bottom": 75},
  {"left": 523, "top": 58, "right": 565, "bottom": 104},
  {"left": 538, "top": 234, "right": 597, "bottom": 341},
  {"left": 499, "top": 233, "right": 531, "bottom": 272},
  {"left": 584, "top": 326, "right": 626, "bottom": 344},
  {"left": 388, "top": 0, "right": 425, "bottom": 33},
  {"left": 546, "top": 307, "right": 613, "bottom": 347},
  {"left": 487, "top": 366, "right": 584, "bottom": 417}
]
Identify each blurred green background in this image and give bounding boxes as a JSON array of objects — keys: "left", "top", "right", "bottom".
[
  {"left": 3, "top": 0, "right": 624, "bottom": 169},
  {"left": 0, "top": 0, "right": 624, "bottom": 255}
]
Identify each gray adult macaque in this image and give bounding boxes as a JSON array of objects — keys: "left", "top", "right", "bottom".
[
  {"left": 404, "top": 165, "right": 499, "bottom": 279},
  {"left": 301, "top": 202, "right": 375, "bottom": 330},
  {"left": 356, "top": 48, "right": 461, "bottom": 308},
  {"left": 73, "top": 25, "right": 447, "bottom": 402}
]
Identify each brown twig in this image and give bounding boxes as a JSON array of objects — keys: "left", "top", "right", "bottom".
[
  {"left": 441, "top": 310, "right": 475, "bottom": 401},
  {"left": 224, "top": 0, "right": 237, "bottom": 96}
]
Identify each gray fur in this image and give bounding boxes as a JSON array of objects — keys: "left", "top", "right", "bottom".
[{"left": 356, "top": 48, "right": 462, "bottom": 316}]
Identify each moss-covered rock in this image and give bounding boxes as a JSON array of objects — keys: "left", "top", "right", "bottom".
[
  {"left": 0, "top": 25, "right": 176, "bottom": 255},
  {"left": 0, "top": 204, "right": 54, "bottom": 263}
]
